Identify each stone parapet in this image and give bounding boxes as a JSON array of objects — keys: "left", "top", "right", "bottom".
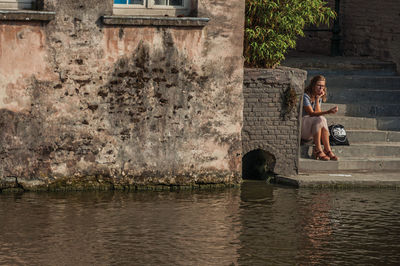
[{"left": 242, "top": 67, "right": 307, "bottom": 176}]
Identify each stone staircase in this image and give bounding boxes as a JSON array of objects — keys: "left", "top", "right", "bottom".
[{"left": 283, "top": 55, "right": 400, "bottom": 173}]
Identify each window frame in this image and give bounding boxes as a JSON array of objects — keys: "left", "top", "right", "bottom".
[
  {"left": 148, "top": 0, "right": 188, "bottom": 10},
  {"left": 113, "top": 0, "right": 192, "bottom": 17},
  {"left": 0, "top": 0, "right": 34, "bottom": 10},
  {"left": 114, "top": 1, "right": 146, "bottom": 10}
]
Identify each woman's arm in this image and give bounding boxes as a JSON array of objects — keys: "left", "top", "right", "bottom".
[
  {"left": 305, "top": 95, "right": 338, "bottom": 116},
  {"left": 315, "top": 96, "right": 322, "bottom": 112},
  {"left": 304, "top": 106, "right": 334, "bottom": 116}
]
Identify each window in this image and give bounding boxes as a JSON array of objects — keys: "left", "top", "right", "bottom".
[
  {"left": 0, "top": 0, "right": 33, "bottom": 10},
  {"left": 113, "top": 0, "right": 192, "bottom": 16}
]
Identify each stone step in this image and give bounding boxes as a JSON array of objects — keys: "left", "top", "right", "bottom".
[
  {"left": 306, "top": 68, "right": 398, "bottom": 77},
  {"left": 326, "top": 88, "right": 400, "bottom": 104},
  {"left": 325, "top": 116, "right": 400, "bottom": 131},
  {"left": 286, "top": 54, "right": 400, "bottom": 174},
  {"left": 300, "top": 143, "right": 400, "bottom": 159},
  {"left": 299, "top": 157, "right": 400, "bottom": 172},
  {"left": 326, "top": 76, "right": 400, "bottom": 89},
  {"left": 279, "top": 172, "right": 400, "bottom": 188},
  {"left": 346, "top": 130, "right": 400, "bottom": 143},
  {"left": 323, "top": 102, "right": 400, "bottom": 117},
  {"left": 282, "top": 54, "right": 398, "bottom": 76}
]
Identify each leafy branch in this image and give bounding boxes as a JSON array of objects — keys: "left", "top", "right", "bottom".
[{"left": 244, "top": 0, "right": 336, "bottom": 68}]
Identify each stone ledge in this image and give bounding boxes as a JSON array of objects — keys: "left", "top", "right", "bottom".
[
  {"left": 274, "top": 172, "right": 400, "bottom": 188},
  {"left": 244, "top": 66, "right": 307, "bottom": 80},
  {"left": 102, "top": 15, "right": 209, "bottom": 27},
  {"left": 0, "top": 10, "right": 55, "bottom": 21}
]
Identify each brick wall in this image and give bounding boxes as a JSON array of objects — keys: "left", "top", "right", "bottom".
[
  {"left": 243, "top": 67, "right": 307, "bottom": 176},
  {"left": 296, "top": 0, "right": 400, "bottom": 71},
  {"left": 342, "top": 0, "right": 400, "bottom": 70}
]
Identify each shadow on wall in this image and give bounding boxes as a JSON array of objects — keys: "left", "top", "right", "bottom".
[{"left": 242, "top": 149, "right": 276, "bottom": 180}]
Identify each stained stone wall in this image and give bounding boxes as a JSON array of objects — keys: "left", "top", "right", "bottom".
[
  {"left": 242, "top": 67, "right": 307, "bottom": 177},
  {"left": 0, "top": 0, "right": 244, "bottom": 191}
]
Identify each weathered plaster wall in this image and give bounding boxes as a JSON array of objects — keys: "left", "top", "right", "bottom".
[
  {"left": 0, "top": 0, "right": 244, "bottom": 191},
  {"left": 242, "top": 67, "right": 307, "bottom": 177},
  {"left": 295, "top": 0, "right": 400, "bottom": 71},
  {"left": 0, "top": 22, "right": 57, "bottom": 112}
]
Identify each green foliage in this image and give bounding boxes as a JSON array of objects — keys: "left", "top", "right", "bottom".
[{"left": 244, "top": 0, "right": 336, "bottom": 68}]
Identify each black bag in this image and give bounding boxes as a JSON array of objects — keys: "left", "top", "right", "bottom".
[{"left": 329, "top": 124, "right": 350, "bottom": 146}]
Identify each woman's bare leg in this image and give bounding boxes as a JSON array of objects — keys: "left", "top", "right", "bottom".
[
  {"left": 322, "top": 127, "right": 339, "bottom": 160},
  {"left": 321, "top": 127, "right": 331, "bottom": 151},
  {"left": 313, "top": 128, "right": 323, "bottom": 151},
  {"left": 312, "top": 128, "right": 330, "bottom": 160}
]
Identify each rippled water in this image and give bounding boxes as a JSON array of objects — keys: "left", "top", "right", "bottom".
[{"left": 1, "top": 181, "right": 400, "bottom": 265}]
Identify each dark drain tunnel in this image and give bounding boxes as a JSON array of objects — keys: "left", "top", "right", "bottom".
[{"left": 242, "top": 149, "right": 276, "bottom": 180}]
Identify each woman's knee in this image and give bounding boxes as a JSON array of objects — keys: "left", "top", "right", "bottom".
[{"left": 316, "top": 116, "right": 327, "bottom": 124}]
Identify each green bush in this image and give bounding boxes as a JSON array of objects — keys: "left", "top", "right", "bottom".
[{"left": 244, "top": 0, "right": 336, "bottom": 68}]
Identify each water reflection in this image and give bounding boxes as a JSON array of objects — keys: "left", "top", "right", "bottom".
[
  {"left": 239, "top": 181, "right": 300, "bottom": 265},
  {"left": 0, "top": 190, "right": 242, "bottom": 265},
  {"left": 1, "top": 184, "right": 400, "bottom": 265}
]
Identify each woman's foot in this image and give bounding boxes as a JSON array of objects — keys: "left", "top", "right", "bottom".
[
  {"left": 324, "top": 149, "right": 338, "bottom": 161},
  {"left": 313, "top": 148, "right": 330, "bottom": 161}
]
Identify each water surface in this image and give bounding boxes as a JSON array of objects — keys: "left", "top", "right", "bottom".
[{"left": 1, "top": 181, "right": 399, "bottom": 265}]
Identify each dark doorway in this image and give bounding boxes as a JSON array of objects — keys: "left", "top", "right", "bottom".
[{"left": 242, "top": 149, "right": 276, "bottom": 180}]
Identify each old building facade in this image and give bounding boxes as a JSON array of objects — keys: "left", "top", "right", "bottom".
[{"left": 0, "top": 0, "right": 244, "bottom": 190}]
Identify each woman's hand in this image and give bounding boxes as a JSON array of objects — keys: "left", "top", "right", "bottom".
[
  {"left": 315, "top": 90, "right": 325, "bottom": 101},
  {"left": 319, "top": 90, "right": 326, "bottom": 97},
  {"left": 328, "top": 106, "right": 338, "bottom": 114}
]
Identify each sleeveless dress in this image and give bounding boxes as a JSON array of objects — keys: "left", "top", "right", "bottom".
[{"left": 301, "top": 93, "right": 329, "bottom": 140}]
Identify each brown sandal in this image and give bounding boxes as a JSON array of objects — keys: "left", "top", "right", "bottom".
[
  {"left": 313, "top": 148, "right": 330, "bottom": 161},
  {"left": 324, "top": 150, "right": 338, "bottom": 161}
]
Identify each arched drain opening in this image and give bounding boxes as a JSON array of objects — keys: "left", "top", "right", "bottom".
[{"left": 242, "top": 149, "right": 276, "bottom": 180}]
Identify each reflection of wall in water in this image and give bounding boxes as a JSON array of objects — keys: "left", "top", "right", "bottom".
[
  {"left": 0, "top": 190, "right": 242, "bottom": 265},
  {"left": 238, "top": 181, "right": 301, "bottom": 265}
]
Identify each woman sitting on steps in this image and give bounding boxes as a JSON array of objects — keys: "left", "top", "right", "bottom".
[{"left": 302, "top": 75, "right": 339, "bottom": 161}]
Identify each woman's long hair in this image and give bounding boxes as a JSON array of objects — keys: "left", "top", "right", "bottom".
[{"left": 305, "top": 75, "right": 327, "bottom": 102}]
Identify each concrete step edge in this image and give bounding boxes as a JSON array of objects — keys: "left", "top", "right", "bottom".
[
  {"left": 322, "top": 103, "right": 400, "bottom": 117},
  {"left": 346, "top": 130, "right": 400, "bottom": 139},
  {"left": 346, "top": 129, "right": 400, "bottom": 132},
  {"left": 300, "top": 149, "right": 400, "bottom": 159},
  {"left": 301, "top": 142, "right": 400, "bottom": 148},
  {"left": 325, "top": 103, "right": 400, "bottom": 107},
  {"left": 326, "top": 116, "right": 400, "bottom": 128},
  {"left": 326, "top": 75, "right": 400, "bottom": 79},
  {"left": 300, "top": 157, "right": 400, "bottom": 161},
  {"left": 282, "top": 55, "right": 397, "bottom": 70},
  {"left": 327, "top": 88, "right": 400, "bottom": 92},
  {"left": 326, "top": 91, "right": 400, "bottom": 103},
  {"left": 325, "top": 76, "right": 400, "bottom": 89},
  {"left": 278, "top": 172, "right": 400, "bottom": 188},
  {"left": 306, "top": 70, "right": 398, "bottom": 76},
  {"left": 299, "top": 157, "right": 400, "bottom": 171}
]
